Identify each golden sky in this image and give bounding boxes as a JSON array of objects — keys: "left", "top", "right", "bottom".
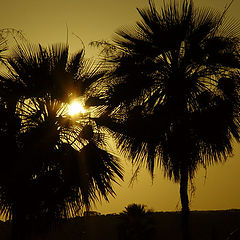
[{"left": 1, "top": 0, "right": 240, "bottom": 214}]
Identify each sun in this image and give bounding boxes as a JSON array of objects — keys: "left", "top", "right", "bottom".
[{"left": 68, "top": 100, "right": 86, "bottom": 116}]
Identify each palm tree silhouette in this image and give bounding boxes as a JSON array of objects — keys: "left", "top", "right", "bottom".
[
  {"left": 118, "top": 204, "right": 155, "bottom": 240},
  {"left": 94, "top": 0, "right": 240, "bottom": 239},
  {"left": 121, "top": 203, "right": 152, "bottom": 216},
  {"left": 0, "top": 43, "right": 123, "bottom": 240}
]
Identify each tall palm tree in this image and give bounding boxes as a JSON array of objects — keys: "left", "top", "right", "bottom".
[
  {"left": 93, "top": 0, "right": 240, "bottom": 239},
  {"left": 0, "top": 43, "right": 123, "bottom": 240}
]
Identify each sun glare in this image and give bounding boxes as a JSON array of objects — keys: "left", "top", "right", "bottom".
[{"left": 68, "top": 101, "right": 86, "bottom": 116}]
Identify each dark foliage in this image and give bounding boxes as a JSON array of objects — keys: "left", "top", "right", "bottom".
[
  {"left": 118, "top": 204, "right": 156, "bottom": 240},
  {"left": 0, "top": 43, "right": 123, "bottom": 239},
  {"left": 94, "top": 1, "right": 240, "bottom": 239}
]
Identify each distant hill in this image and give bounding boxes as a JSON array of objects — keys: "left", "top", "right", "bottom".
[{"left": 0, "top": 209, "right": 240, "bottom": 240}]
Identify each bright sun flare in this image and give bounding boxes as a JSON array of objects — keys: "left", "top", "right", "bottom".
[{"left": 68, "top": 101, "right": 86, "bottom": 116}]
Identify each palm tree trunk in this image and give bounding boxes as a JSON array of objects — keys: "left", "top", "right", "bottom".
[{"left": 180, "top": 166, "right": 190, "bottom": 240}]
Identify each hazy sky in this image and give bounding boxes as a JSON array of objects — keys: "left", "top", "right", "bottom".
[{"left": 1, "top": 0, "right": 240, "bottom": 214}]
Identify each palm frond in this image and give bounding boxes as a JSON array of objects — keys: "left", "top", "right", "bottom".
[
  {"left": 98, "top": 0, "right": 240, "bottom": 186},
  {"left": 0, "top": 41, "right": 124, "bottom": 229}
]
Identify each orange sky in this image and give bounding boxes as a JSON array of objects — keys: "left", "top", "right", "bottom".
[{"left": 1, "top": 0, "right": 240, "bottom": 214}]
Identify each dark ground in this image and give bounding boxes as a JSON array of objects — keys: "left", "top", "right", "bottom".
[{"left": 0, "top": 209, "right": 239, "bottom": 240}]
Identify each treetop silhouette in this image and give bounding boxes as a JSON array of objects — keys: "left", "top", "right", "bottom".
[
  {"left": 94, "top": 0, "right": 240, "bottom": 239},
  {"left": 0, "top": 42, "right": 123, "bottom": 239}
]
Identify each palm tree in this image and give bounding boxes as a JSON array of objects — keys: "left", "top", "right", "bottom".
[
  {"left": 93, "top": 0, "right": 240, "bottom": 239},
  {"left": 0, "top": 43, "right": 123, "bottom": 240},
  {"left": 118, "top": 204, "right": 155, "bottom": 240},
  {"left": 121, "top": 203, "right": 152, "bottom": 216}
]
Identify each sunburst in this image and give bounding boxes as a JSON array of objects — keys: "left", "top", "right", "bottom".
[{"left": 68, "top": 100, "right": 86, "bottom": 116}]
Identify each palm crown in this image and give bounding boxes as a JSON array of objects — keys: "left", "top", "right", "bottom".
[
  {"left": 0, "top": 43, "right": 123, "bottom": 234},
  {"left": 94, "top": 4, "right": 240, "bottom": 238},
  {"left": 100, "top": 0, "right": 240, "bottom": 181}
]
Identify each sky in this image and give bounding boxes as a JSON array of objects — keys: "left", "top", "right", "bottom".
[{"left": 1, "top": 0, "right": 240, "bottom": 214}]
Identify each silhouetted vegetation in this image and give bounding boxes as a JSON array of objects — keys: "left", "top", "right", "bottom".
[
  {"left": 0, "top": 28, "right": 25, "bottom": 66},
  {"left": 0, "top": 0, "right": 240, "bottom": 239},
  {"left": 0, "top": 43, "right": 123, "bottom": 239},
  {"left": 93, "top": 0, "right": 240, "bottom": 239},
  {"left": 118, "top": 203, "right": 156, "bottom": 240},
  {"left": 0, "top": 209, "right": 239, "bottom": 239}
]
